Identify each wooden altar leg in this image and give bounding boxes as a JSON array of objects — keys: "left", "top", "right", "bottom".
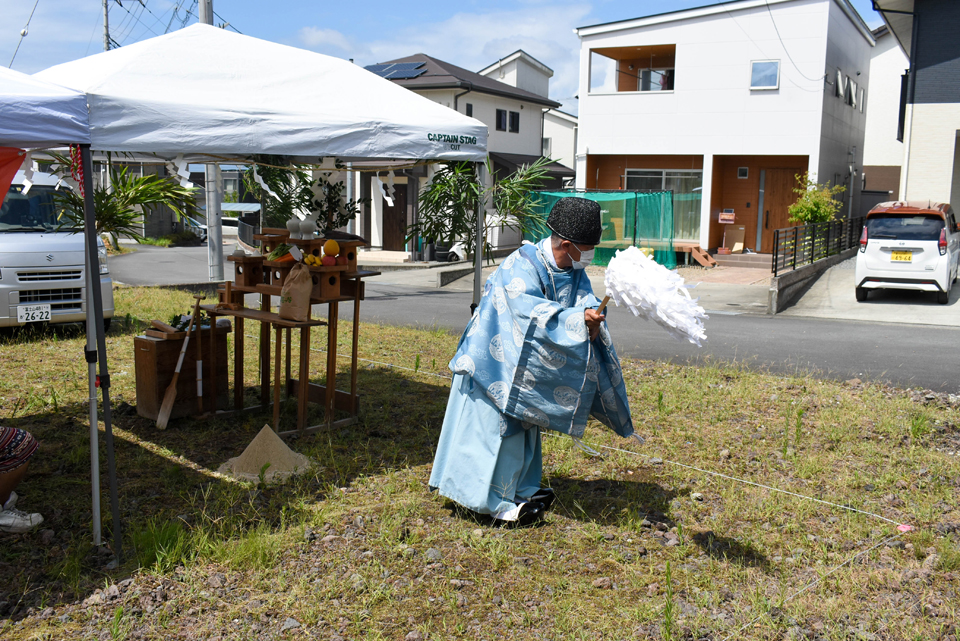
[
  {"left": 325, "top": 301, "right": 338, "bottom": 427},
  {"left": 234, "top": 316, "right": 244, "bottom": 411},
  {"left": 298, "top": 326, "right": 310, "bottom": 430},
  {"left": 260, "top": 295, "right": 270, "bottom": 407},
  {"left": 350, "top": 282, "right": 360, "bottom": 415},
  {"left": 285, "top": 327, "right": 292, "bottom": 398},
  {"left": 273, "top": 324, "right": 282, "bottom": 431}
]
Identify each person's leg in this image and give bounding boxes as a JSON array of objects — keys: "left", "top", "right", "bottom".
[
  {"left": 514, "top": 428, "right": 543, "bottom": 502},
  {"left": 0, "top": 461, "right": 29, "bottom": 507}
]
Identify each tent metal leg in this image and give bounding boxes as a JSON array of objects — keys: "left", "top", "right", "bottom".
[{"left": 80, "top": 145, "right": 122, "bottom": 561}]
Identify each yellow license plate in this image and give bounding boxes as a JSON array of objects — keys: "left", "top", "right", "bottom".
[{"left": 891, "top": 250, "right": 912, "bottom": 262}]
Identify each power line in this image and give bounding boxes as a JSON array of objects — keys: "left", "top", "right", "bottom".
[
  {"left": 765, "top": 0, "right": 826, "bottom": 83},
  {"left": 8, "top": 0, "right": 41, "bottom": 68}
]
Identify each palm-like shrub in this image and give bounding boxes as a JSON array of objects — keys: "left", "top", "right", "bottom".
[{"left": 56, "top": 166, "right": 198, "bottom": 250}]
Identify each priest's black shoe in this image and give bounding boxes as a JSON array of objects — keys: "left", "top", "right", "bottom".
[{"left": 531, "top": 488, "right": 555, "bottom": 511}]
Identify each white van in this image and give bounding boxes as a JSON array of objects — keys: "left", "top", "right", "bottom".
[{"left": 0, "top": 171, "right": 114, "bottom": 329}]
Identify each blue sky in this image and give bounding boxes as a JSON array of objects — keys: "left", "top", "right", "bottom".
[{"left": 3, "top": 0, "right": 884, "bottom": 114}]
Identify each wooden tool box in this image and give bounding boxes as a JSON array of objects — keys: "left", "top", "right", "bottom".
[{"left": 134, "top": 325, "right": 231, "bottom": 421}]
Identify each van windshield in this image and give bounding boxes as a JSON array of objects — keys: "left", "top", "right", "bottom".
[
  {"left": 0, "top": 185, "right": 77, "bottom": 232},
  {"left": 866, "top": 214, "right": 944, "bottom": 241}
]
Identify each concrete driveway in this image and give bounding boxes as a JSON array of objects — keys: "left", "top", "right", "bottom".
[{"left": 781, "top": 258, "right": 960, "bottom": 327}]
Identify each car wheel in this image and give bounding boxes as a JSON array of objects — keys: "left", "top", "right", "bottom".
[
  {"left": 937, "top": 290, "right": 949, "bottom": 304},
  {"left": 855, "top": 287, "right": 867, "bottom": 302},
  {"left": 448, "top": 252, "right": 460, "bottom": 263}
]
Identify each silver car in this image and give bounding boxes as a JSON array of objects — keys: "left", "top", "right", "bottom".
[{"left": 0, "top": 172, "right": 115, "bottom": 329}]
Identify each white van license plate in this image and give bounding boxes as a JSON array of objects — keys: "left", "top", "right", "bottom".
[{"left": 17, "top": 304, "right": 51, "bottom": 323}]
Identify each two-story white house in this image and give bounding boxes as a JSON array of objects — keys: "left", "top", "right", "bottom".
[
  {"left": 575, "top": 0, "right": 874, "bottom": 256},
  {"left": 361, "top": 54, "right": 571, "bottom": 256}
]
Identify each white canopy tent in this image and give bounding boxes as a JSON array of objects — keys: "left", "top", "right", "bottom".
[
  {"left": 35, "top": 23, "right": 490, "bottom": 304},
  {"left": 0, "top": 67, "right": 121, "bottom": 556},
  {"left": 34, "top": 24, "right": 487, "bottom": 162}
]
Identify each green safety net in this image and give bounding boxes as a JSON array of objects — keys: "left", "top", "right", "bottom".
[{"left": 527, "top": 191, "right": 676, "bottom": 268}]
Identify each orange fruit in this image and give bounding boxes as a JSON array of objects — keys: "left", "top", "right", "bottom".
[{"left": 323, "top": 239, "right": 340, "bottom": 256}]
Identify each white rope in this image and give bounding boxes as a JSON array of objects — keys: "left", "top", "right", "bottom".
[{"left": 563, "top": 435, "right": 908, "bottom": 528}]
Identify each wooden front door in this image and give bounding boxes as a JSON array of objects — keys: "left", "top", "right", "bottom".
[
  {"left": 760, "top": 168, "right": 801, "bottom": 253},
  {"left": 381, "top": 183, "right": 408, "bottom": 251}
]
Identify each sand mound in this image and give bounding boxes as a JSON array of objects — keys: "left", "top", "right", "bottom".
[{"left": 218, "top": 425, "right": 312, "bottom": 483}]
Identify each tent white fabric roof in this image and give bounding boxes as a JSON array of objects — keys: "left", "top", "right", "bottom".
[
  {"left": 34, "top": 24, "right": 488, "bottom": 162},
  {"left": 0, "top": 66, "right": 91, "bottom": 148}
]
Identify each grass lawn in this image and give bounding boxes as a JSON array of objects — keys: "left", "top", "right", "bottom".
[{"left": 0, "top": 286, "right": 958, "bottom": 640}]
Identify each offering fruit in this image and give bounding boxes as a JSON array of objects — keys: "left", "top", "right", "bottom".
[
  {"left": 321, "top": 255, "right": 337, "bottom": 266},
  {"left": 323, "top": 239, "right": 340, "bottom": 256},
  {"left": 336, "top": 255, "right": 348, "bottom": 266}
]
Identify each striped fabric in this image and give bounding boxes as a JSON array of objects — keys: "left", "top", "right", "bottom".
[{"left": 0, "top": 426, "right": 38, "bottom": 473}]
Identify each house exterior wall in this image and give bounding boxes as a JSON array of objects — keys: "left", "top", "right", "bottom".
[
  {"left": 416, "top": 88, "right": 541, "bottom": 156},
  {"left": 863, "top": 32, "right": 907, "bottom": 168},
  {"left": 577, "top": 0, "right": 830, "bottom": 163},
  {"left": 576, "top": 0, "right": 874, "bottom": 248},
  {"left": 482, "top": 56, "right": 552, "bottom": 98},
  {"left": 903, "top": 103, "right": 960, "bottom": 206},
  {"left": 818, "top": 0, "right": 871, "bottom": 218},
  {"left": 543, "top": 111, "right": 578, "bottom": 171},
  {"left": 899, "top": 0, "right": 960, "bottom": 210},
  {"left": 912, "top": 0, "right": 960, "bottom": 105}
]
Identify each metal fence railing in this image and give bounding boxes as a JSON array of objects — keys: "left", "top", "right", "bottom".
[
  {"left": 238, "top": 219, "right": 259, "bottom": 248},
  {"left": 772, "top": 216, "right": 864, "bottom": 277}
]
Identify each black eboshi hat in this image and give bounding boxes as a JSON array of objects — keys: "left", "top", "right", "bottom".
[{"left": 545, "top": 197, "right": 603, "bottom": 246}]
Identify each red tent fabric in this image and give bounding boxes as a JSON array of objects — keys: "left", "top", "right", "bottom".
[{"left": 0, "top": 147, "right": 23, "bottom": 204}]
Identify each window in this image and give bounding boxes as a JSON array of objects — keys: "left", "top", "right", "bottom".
[
  {"left": 496, "top": 109, "right": 507, "bottom": 131},
  {"left": 509, "top": 111, "right": 520, "bottom": 133},
  {"left": 589, "top": 44, "right": 676, "bottom": 93},
  {"left": 750, "top": 60, "right": 780, "bottom": 90},
  {"left": 625, "top": 169, "right": 703, "bottom": 241},
  {"left": 737, "top": 167, "right": 748, "bottom": 179},
  {"left": 465, "top": 103, "right": 473, "bottom": 117},
  {"left": 542, "top": 137, "right": 552, "bottom": 157},
  {"left": 223, "top": 178, "right": 239, "bottom": 193}
]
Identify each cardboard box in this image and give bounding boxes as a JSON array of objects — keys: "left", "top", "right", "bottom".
[{"left": 723, "top": 225, "right": 746, "bottom": 254}]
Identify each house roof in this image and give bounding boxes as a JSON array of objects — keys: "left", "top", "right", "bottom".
[
  {"left": 478, "top": 50, "right": 554, "bottom": 79},
  {"left": 372, "top": 53, "right": 561, "bottom": 108},
  {"left": 577, "top": 0, "right": 874, "bottom": 47},
  {"left": 872, "top": 0, "right": 913, "bottom": 57},
  {"left": 489, "top": 152, "right": 575, "bottom": 177},
  {"left": 545, "top": 109, "right": 578, "bottom": 125}
]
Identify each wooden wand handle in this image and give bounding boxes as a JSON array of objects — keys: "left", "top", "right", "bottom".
[{"left": 597, "top": 295, "right": 610, "bottom": 315}]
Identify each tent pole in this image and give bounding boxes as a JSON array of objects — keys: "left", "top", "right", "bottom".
[
  {"left": 471, "top": 161, "right": 486, "bottom": 314},
  {"left": 80, "top": 144, "right": 122, "bottom": 562},
  {"left": 82, "top": 155, "right": 101, "bottom": 548}
]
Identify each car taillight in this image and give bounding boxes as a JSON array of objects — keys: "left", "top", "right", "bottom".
[
  {"left": 859, "top": 226, "right": 868, "bottom": 253},
  {"left": 939, "top": 228, "right": 948, "bottom": 256}
]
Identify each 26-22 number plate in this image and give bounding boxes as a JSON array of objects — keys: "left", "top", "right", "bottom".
[{"left": 17, "top": 304, "right": 51, "bottom": 323}]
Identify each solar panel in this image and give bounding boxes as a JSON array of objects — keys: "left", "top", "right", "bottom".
[
  {"left": 386, "top": 68, "right": 427, "bottom": 79},
  {"left": 364, "top": 61, "right": 427, "bottom": 80}
]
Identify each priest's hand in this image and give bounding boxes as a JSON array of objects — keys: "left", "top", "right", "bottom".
[{"left": 584, "top": 308, "right": 605, "bottom": 341}]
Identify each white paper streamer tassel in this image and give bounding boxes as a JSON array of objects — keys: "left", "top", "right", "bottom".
[
  {"left": 603, "top": 246, "right": 708, "bottom": 346},
  {"left": 252, "top": 165, "right": 280, "bottom": 201},
  {"left": 21, "top": 152, "right": 34, "bottom": 194}
]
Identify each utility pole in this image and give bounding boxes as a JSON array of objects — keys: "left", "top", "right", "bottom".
[
  {"left": 103, "top": 0, "right": 110, "bottom": 51},
  {"left": 199, "top": 0, "right": 224, "bottom": 280}
]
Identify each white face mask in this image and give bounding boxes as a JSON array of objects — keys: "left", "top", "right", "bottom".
[{"left": 567, "top": 247, "right": 594, "bottom": 270}]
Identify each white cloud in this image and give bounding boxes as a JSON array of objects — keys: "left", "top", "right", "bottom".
[
  {"left": 298, "top": 27, "right": 352, "bottom": 52},
  {"left": 297, "top": 3, "right": 591, "bottom": 114}
]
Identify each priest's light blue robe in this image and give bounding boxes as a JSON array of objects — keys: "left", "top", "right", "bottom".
[{"left": 429, "top": 239, "right": 634, "bottom": 516}]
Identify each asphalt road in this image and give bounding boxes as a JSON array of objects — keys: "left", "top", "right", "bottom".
[
  {"left": 109, "top": 244, "right": 960, "bottom": 392},
  {"left": 352, "top": 282, "right": 960, "bottom": 392}
]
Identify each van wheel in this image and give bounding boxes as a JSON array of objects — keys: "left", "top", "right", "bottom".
[
  {"left": 937, "top": 291, "right": 949, "bottom": 305},
  {"left": 855, "top": 287, "right": 868, "bottom": 302}
]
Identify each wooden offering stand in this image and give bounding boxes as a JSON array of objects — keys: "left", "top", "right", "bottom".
[{"left": 203, "top": 230, "right": 379, "bottom": 436}]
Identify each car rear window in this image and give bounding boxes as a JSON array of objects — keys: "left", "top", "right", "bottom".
[{"left": 866, "top": 214, "right": 944, "bottom": 241}]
